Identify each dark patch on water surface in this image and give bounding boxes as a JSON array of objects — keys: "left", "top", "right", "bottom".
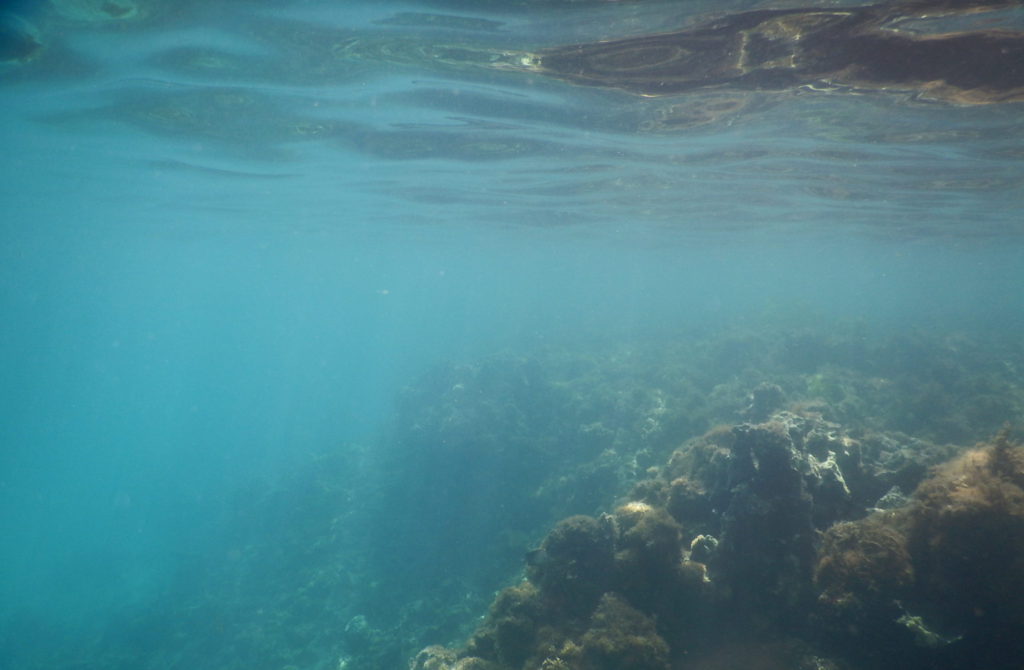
[
  {"left": 532, "top": 0, "right": 1024, "bottom": 104},
  {"left": 374, "top": 12, "right": 506, "bottom": 33}
]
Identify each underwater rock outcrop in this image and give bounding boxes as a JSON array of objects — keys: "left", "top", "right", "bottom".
[
  {"left": 414, "top": 409, "right": 1024, "bottom": 670},
  {"left": 412, "top": 410, "right": 857, "bottom": 669}
]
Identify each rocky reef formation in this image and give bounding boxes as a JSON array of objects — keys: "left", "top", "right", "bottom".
[
  {"left": 376, "top": 323, "right": 1024, "bottom": 641},
  {"left": 16, "top": 324, "right": 1022, "bottom": 670},
  {"left": 414, "top": 414, "right": 1024, "bottom": 670}
]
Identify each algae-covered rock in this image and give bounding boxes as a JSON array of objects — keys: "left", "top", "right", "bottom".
[
  {"left": 665, "top": 475, "right": 714, "bottom": 537},
  {"left": 466, "top": 582, "right": 546, "bottom": 668},
  {"left": 813, "top": 515, "right": 915, "bottom": 654},
  {"left": 743, "top": 382, "right": 786, "bottom": 422},
  {"left": 447, "top": 504, "right": 704, "bottom": 669},
  {"left": 712, "top": 421, "right": 819, "bottom": 622},
  {"left": 816, "top": 518, "right": 913, "bottom": 610},
  {"left": 907, "top": 430, "right": 1024, "bottom": 636},
  {"left": 811, "top": 429, "right": 1024, "bottom": 667},
  {"left": 613, "top": 502, "right": 681, "bottom": 571},
  {"left": 526, "top": 515, "right": 615, "bottom": 617},
  {"left": 610, "top": 502, "right": 684, "bottom": 613},
  {"left": 414, "top": 412, "right": 1022, "bottom": 670},
  {"left": 579, "top": 594, "right": 669, "bottom": 670},
  {"left": 410, "top": 645, "right": 458, "bottom": 670}
]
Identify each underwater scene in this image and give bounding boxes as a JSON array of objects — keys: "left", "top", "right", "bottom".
[{"left": 2, "top": 0, "right": 1024, "bottom": 669}]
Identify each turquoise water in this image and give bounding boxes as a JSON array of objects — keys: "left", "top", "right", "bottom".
[{"left": 1, "top": 1, "right": 1023, "bottom": 669}]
